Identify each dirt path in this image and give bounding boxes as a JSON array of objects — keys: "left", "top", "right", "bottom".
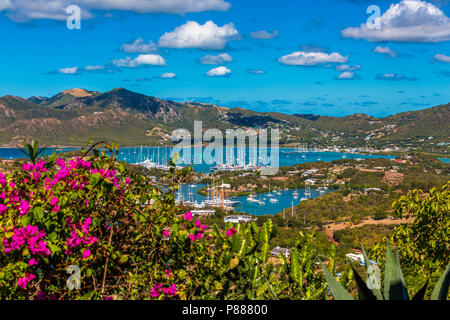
[{"left": 323, "top": 216, "right": 416, "bottom": 244}]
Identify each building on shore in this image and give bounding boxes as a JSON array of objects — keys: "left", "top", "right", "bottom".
[{"left": 224, "top": 215, "right": 254, "bottom": 224}]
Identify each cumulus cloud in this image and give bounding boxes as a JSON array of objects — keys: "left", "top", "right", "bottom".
[
  {"left": 160, "top": 72, "right": 177, "bottom": 79},
  {"left": 58, "top": 66, "right": 78, "bottom": 74},
  {"left": 85, "top": 65, "right": 105, "bottom": 71},
  {"left": 121, "top": 38, "right": 158, "bottom": 53},
  {"left": 279, "top": 51, "right": 348, "bottom": 66},
  {"left": 250, "top": 30, "right": 279, "bottom": 39},
  {"left": 374, "top": 46, "right": 397, "bottom": 58},
  {"left": 375, "top": 73, "right": 419, "bottom": 81},
  {"left": 158, "top": 20, "right": 240, "bottom": 50},
  {"left": 247, "top": 69, "right": 265, "bottom": 74},
  {"left": 112, "top": 54, "right": 166, "bottom": 67},
  {"left": 341, "top": 0, "right": 450, "bottom": 42},
  {"left": 206, "top": 66, "right": 231, "bottom": 77},
  {"left": 336, "top": 71, "right": 356, "bottom": 80},
  {"left": 199, "top": 53, "right": 233, "bottom": 65},
  {"left": 433, "top": 53, "right": 450, "bottom": 62},
  {"left": 335, "top": 64, "right": 361, "bottom": 71},
  {"left": 0, "top": 0, "right": 231, "bottom": 22}
]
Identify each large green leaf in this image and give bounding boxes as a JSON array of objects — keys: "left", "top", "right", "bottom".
[
  {"left": 431, "top": 263, "right": 450, "bottom": 300},
  {"left": 361, "top": 243, "right": 383, "bottom": 300},
  {"left": 320, "top": 261, "right": 354, "bottom": 300},
  {"left": 384, "top": 242, "right": 395, "bottom": 300},
  {"left": 351, "top": 266, "right": 377, "bottom": 300},
  {"left": 388, "top": 249, "right": 409, "bottom": 300}
]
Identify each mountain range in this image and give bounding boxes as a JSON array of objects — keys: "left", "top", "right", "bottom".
[{"left": 0, "top": 88, "right": 448, "bottom": 149}]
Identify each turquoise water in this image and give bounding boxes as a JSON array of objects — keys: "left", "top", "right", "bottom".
[
  {"left": 439, "top": 158, "right": 450, "bottom": 164},
  {"left": 179, "top": 184, "right": 331, "bottom": 216},
  {"left": 114, "top": 147, "right": 394, "bottom": 173},
  {"left": 0, "top": 146, "right": 394, "bottom": 173}
]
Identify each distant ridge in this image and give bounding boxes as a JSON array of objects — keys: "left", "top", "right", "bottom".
[
  {"left": 294, "top": 114, "right": 321, "bottom": 121},
  {"left": 0, "top": 87, "right": 448, "bottom": 148}
]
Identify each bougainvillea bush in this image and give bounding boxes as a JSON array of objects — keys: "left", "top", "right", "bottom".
[{"left": 0, "top": 144, "right": 331, "bottom": 300}]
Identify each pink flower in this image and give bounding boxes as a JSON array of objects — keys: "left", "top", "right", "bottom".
[
  {"left": 226, "top": 227, "right": 237, "bottom": 237},
  {"left": 28, "top": 258, "right": 38, "bottom": 266},
  {"left": 22, "top": 163, "right": 34, "bottom": 171},
  {"left": 82, "top": 249, "right": 91, "bottom": 259},
  {"left": 84, "top": 199, "right": 89, "bottom": 207},
  {"left": 0, "top": 204, "right": 7, "bottom": 215},
  {"left": 56, "top": 158, "right": 66, "bottom": 167},
  {"left": 17, "top": 273, "right": 36, "bottom": 289},
  {"left": 195, "top": 219, "right": 207, "bottom": 230},
  {"left": 184, "top": 211, "right": 193, "bottom": 221},
  {"left": 125, "top": 178, "right": 131, "bottom": 184},
  {"left": 163, "top": 284, "right": 177, "bottom": 296},
  {"left": 163, "top": 229, "right": 170, "bottom": 238},
  {"left": 50, "top": 197, "right": 59, "bottom": 206},
  {"left": 150, "top": 283, "right": 162, "bottom": 298},
  {"left": 188, "top": 234, "right": 196, "bottom": 241},
  {"left": 17, "top": 200, "right": 31, "bottom": 216},
  {"left": 165, "top": 269, "right": 173, "bottom": 278}
]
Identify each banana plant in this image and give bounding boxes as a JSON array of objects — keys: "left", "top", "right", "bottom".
[{"left": 321, "top": 242, "right": 450, "bottom": 300}]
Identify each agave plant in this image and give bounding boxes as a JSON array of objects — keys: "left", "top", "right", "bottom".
[
  {"left": 320, "top": 242, "right": 450, "bottom": 300},
  {"left": 16, "top": 139, "right": 47, "bottom": 164}
]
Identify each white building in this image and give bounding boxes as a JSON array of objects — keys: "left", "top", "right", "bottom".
[{"left": 224, "top": 215, "right": 254, "bottom": 224}]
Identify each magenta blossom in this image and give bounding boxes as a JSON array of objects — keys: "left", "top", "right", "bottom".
[
  {"left": 50, "top": 197, "right": 59, "bottom": 206},
  {"left": 163, "top": 229, "right": 170, "bottom": 238},
  {"left": 17, "top": 273, "right": 36, "bottom": 289},
  {"left": 226, "top": 227, "right": 237, "bottom": 237},
  {"left": 163, "top": 284, "right": 177, "bottom": 296},
  {"left": 184, "top": 211, "right": 193, "bottom": 221},
  {"left": 82, "top": 249, "right": 91, "bottom": 259}
]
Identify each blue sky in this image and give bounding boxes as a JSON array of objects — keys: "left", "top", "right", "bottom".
[{"left": 1, "top": 0, "right": 450, "bottom": 117}]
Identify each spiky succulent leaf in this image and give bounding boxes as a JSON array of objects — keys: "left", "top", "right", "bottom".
[
  {"left": 361, "top": 243, "right": 383, "bottom": 300},
  {"left": 351, "top": 266, "right": 377, "bottom": 300},
  {"left": 320, "top": 261, "right": 354, "bottom": 300},
  {"left": 431, "top": 263, "right": 450, "bottom": 300},
  {"left": 384, "top": 242, "right": 395, "bottom": 299},
  {"left": 388, "top": 249, "right": 410, "bottom": 300},
  {"left": 412, "top": 281, "right": 428, "bottom": 301}
]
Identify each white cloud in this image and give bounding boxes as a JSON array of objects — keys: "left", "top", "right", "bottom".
[
  {"left": 337, "top": 71, "right": 355, "bottom": 80},
  {"left": 247, "top": 69, "right": 265, "bottom": 74},
  {"left": 250, "top": 30, "right": 278, "bottom": 39},
  {"left": 433, "top": 53, "right": 450, "bottom": 62},
  {"left": 279, "top": 51, "right": 348, "bottom": 66},
  {"left": 158, "top": 20, "right": 240, "bottom": 50},
  {"left": 335, "top": 64, "right": 361, "bottom": 71},
  {"left": 85, "top": 65, "right": 105, "bottom": 71},
  {"left": 200, "top": 53, "right": 233, "bottom": 65},
  {"left": 342, "top": 0, "right": 450, "bottom": 42},
  {"left": 121, "top": 38, "right": 158, "bottom": 53},
  {"left": 206, "top": 66, "right": 231, "bottom": 77},
  {"left": 0, "top": 0, "right": 231, "bottom": 22},
  {"left": 112, "top": 54, "right": 166, "bottom": 67},
  {"left": 160, "top": 72, "right": 176, "bottom": 79},
  {"left": 375, "top": 73, "right": 419, "bottom": 81},
  {"left": 374, "top": 46, "right": 397, "bottom": 58},
  {"left": 58, "top": 66, "right": 78, "bottom": 74}
]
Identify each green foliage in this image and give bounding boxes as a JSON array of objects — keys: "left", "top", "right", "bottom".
[
  {"left": 322, "top": 242, "right": 450, "bottom": 300},
  {"left": 16, "top": 140, "right": 47, "bottom": 164}
]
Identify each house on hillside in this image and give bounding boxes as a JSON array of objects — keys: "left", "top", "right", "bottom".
[{"left": 271, "top": 246, "right": 291, "bottom": 258}]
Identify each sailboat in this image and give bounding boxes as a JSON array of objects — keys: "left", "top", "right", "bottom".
[
  {"left": 267, "top": 183, "right": 274, "bottom": 197},
  {"left": 293, "top": 186, "right": 299, "bottom": 199}
]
